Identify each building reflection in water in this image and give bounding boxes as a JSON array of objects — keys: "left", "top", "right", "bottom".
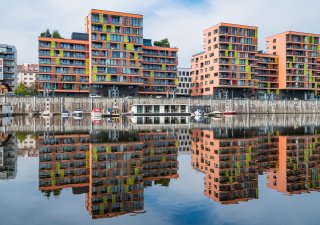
[
  {"left": 10, "top": 115, "right": 320, "bottom": 220},
  {"left": 0, "top": 132, "right": 17, "bottom": 180},
  {"left": 38, "top": 129, "right": 179, "bottom": 219},
  {"left": 191, "top": 127, "right": 320, "bottom": 204}
]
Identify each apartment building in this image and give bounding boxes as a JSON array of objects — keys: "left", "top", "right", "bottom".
[
  {"left": 266, "top": 32, "right": 320, "bottom": 99},
  {"left": 17, "top": 63, "right": 38, "bottom": 87},
  {"left": 38, "top": 33, "right": 90, "bottom": 97},
  {"left": 255, "top": 52, "right": 279, "bottom": 98},
  {"left": 140, "top": 39, "right": 179, "bottom": 96},
  {"left": 191, "top": 23, "right": 258, "bottom": 98},
  {"left": 38, "top": 9, "right": 178, "bottom": 97},
  {"left": 0, "top": 44, "right": 17, "bottom": 93},
  {"left": 85, "top": 9, "right": 144, "bottom": 97},
  {"left": 177, "top": 68, "right": 191, "bottom": 96}
]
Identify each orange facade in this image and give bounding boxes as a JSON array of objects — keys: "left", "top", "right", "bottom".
[
  {"left": 38, "top": 9, "right": 179, "bottom": 97},
  {"left": 38, "top": 37, "right": 90, "bottom": 95},
  {"left": 191, "top": 24, "right": 320, "bottom": 99},
  {"left": 266, "top": 32, "right": 320, "bottom": 94},
  {"left": 86, "top": 9, "right": 144, "bottom": 96},
  {"left": 191, "top": 23, "right": 258, "bottom": 98},
  {"left": 141, "top": 45, "right": 179, "bottom": 95},
  {"left": 267, "top": 134, "right": 320, "bottom": 194},
  {"left": 38, "top": 130, "right": 179, "bottom": 219},
  {"left": 255, "top": 53, "right": 279, "bottom": 94}
]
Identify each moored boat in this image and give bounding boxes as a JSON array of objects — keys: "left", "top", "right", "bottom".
[
  {"left": 91, "top": 108, "right": 102, "bottom": 117},
  {"left": 61, "top": 109, "right": 69, "bottom": 118},
  {"left": 73, "top": 108, "right": 83, "bottom": 120},
  {"left": 223, "top": 110, "right": 237, "bottom": 116}
]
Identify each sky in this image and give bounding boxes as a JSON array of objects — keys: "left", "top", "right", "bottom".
[{"left": 0, "top": 0, "right": 319, "bottom": 67}]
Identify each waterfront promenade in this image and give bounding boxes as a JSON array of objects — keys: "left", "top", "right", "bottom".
[{"left": 3, "top": 96, "right": 320, "bottom": 115}]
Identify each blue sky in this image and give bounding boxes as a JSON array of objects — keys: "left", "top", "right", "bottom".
[{"left": 0, "top": 0, "right": 319, "bottom": 67}]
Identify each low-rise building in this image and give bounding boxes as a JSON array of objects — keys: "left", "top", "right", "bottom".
[{"left": 17, "top": 63, "right": 38, "bottom": 87}]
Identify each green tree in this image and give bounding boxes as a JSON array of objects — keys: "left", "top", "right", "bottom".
[
  {"left": 154, "top": 38, "right": 170, "bottom": 48},
  {"left": 154, "top": 178, "right": 170, "bottom": 187},
  {"left": 28, "top": 82, "right": 38, "bottom": 96},
  {"left": 40, "top": 29, "right": 52, "bottom": 38},
  {"left": 14, "top": 83, "right": 28, "bottom": 96},
  {"left": 16, "top": 132, "right": 28, "bottom": 143},
  {"left": 52, "top": 30, "right": 63, "bottom": 39}
]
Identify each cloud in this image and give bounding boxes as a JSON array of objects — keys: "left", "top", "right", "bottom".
[{"left": 0, "top": 0, "right": 319, "bottom": 67}]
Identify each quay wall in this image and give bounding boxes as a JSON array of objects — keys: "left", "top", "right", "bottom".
[{"left": 2, "top": 97, "right": 320, "bottom": 114}]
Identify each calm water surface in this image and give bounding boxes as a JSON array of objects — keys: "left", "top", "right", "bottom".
[{"left": 1, "top": 115, "right": 320, "bottom": 225}]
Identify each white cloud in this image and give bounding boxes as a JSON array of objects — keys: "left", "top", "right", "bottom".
[{"left": 0, "top": 0, "right": 319, "bottom": 66}]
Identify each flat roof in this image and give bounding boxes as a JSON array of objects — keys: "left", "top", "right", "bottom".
[
  {"left": 266, "top": 31, "right": 320, "bottom": 39},
  {"left": 191, "top": 51, "right": 205, "bottom": 57},
  {"left": 142, "top": 45, "right": 178, "bottom": 51},
  {"left": 90, "top": 9, "right": 143, "bottom": 18},
  {"left": 204, "top": 22, "right": 258, "bottom": 32}
]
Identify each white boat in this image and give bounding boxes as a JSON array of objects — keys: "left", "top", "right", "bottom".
[
  {"left": 73, "top": 108, "right": 83, "bottom": 120},
  {"left": 206, "top": 111, "right": 222, "bottom": 117},
  {"left": 61, "top": 110, "right": 69, "bottom": 118},
  {"left": 41, "top": 110, "right": 51, "bottom": 117}
]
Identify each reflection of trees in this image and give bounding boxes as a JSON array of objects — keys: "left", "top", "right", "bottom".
[
  {"left": 154, "top": 178, "right": 170, "bottom": 187},
  {"left": 41, "top": 189, "right": 62, "bottom": 198}
]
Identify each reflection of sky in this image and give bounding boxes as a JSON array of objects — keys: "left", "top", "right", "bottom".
[{"left": 1, "top": 156, "right": 320, "bottom": 225}]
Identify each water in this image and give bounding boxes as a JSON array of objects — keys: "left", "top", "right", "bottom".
[{"left": 1, "top": 115, "right": 320, "bottom": 225}]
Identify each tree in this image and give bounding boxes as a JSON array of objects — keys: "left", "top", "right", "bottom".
[
  {"left": 14, "top": 83, "right": 28, "bottom": 96},
  {"left": 16, "top": 132, "right": 28, "bottom": 143},
  {"left": 154, "top": 38, "right": 170, "bottom": 48},
  {"left": 28, "top": 82, "right": 38, "bottom": 96},
  {"left": 52, "top": 30, "right": 63, "bottom": 39},
  {"left": 40, "top": 29, "right": 52, "bottom": 38},
  {"left": 154, "top": 178, "right": 170, "bottom": 187}
]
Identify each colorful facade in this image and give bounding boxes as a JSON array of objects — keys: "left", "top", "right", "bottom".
[
  {"left": 255, "top": 52, "right": 279, "bottom": 96},
  {"left": 191, "top": 24, "right": 320, "bottom": 99},
  {"left": 141, "top": 39, "right": 178, "bottom": 96},
  {"left": 38, "top": 9, "right": 178, "bottom": 97},
  {"left": 38, "top": 35, "right": 90, "bottom": 96},
  {"left": 85, "top": 9, "right": 144, "bottom": 97},
  {"left": 38, "top": 129, "right": 179, "bottom": 219},
  {"left": 267, "top": 134, "right": 320, "bottom": 194},
  {"left": 38, "top": 133, "right": 91, "bottom": 191},
  {"left": 266, "top": 32, "right": 320, "bottom": 99},
  {"left": 191, "top": 23, "right": 258, "bottom": 98}
]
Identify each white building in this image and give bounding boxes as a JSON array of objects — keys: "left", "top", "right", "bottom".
[
  {"left": 177, "top": 68, "right": 191, "bottom": 96},
  {"left": 17, "top": 63, "right": 38, "bottom": 87}
]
